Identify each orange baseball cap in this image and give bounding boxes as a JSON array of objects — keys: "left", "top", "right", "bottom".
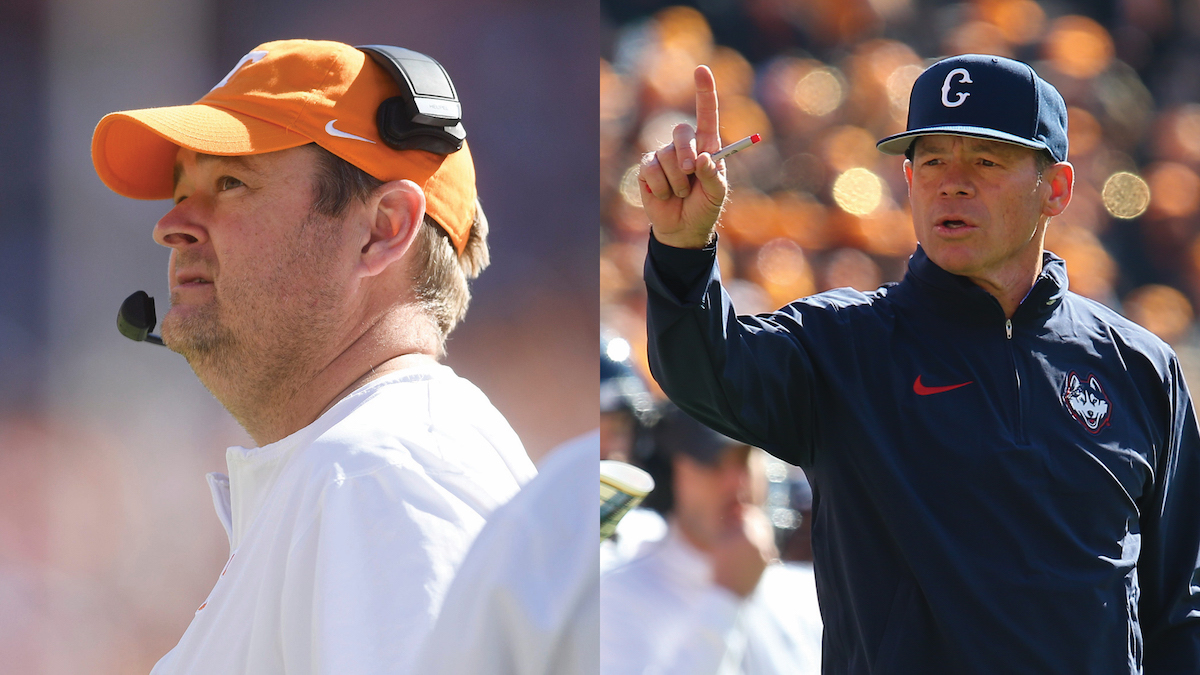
[{"left": 91, "top": 39, "right": 476, "bottom": 253}]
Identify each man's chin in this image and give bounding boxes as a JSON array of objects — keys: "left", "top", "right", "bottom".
[
  {"left": 922, "top": 244, "right": 983, "bottom": 277},
  {"left": 161, "top": 309, "right": 233, "bottom": 358}
]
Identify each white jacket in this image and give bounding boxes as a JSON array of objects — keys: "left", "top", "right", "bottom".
[{"left": 150, "top": 364, "right": 537, "bottom": 675}]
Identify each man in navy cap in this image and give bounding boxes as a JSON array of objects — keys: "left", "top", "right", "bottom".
[{"left": 636, "top": 54, "right": 1200, "bottom": 672}]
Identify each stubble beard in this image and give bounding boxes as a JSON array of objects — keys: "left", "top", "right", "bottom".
[
  {"left": 162, "top": 210, "right": 349, "bottom": 435},
  {"left": 163, "top": 292, "right": 236, "bottom": 362},
  {"left": 162, "top": 288, "right": 249, "bottom": 395}
]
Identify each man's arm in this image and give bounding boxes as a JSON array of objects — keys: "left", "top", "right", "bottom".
[
  {"left": 1140, "top": 357, "right": 1200, "bottom": 671},
  {"left": 645, "top": 231, "right": 822, "bottom": 467},
  {"left": 640, "top": 67, "right": 822, "bottom": 466}
]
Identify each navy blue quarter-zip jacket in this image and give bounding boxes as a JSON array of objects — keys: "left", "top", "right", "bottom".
[{"left": 645, "top": 234, "right": 1200, "bottom": 673}]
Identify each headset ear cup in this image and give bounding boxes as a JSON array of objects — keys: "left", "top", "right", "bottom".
[
  {"left": 376, "top": 97, "right": 407, "bottom": 148},
  {"left": 376, "top": 97, "right": 465, "bottom": 153}
]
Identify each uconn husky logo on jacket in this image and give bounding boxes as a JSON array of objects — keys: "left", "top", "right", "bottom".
[{"left": 1063, "top": 371, "right": 1112, "bottom": 433}]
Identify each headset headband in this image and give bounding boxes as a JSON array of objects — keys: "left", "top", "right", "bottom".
[{"left": 358, "top": 45, "right": 467, "bottom": 155}]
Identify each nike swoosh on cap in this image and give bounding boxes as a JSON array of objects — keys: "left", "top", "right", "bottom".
[
  {"left": 324, "top": 119, "right": 376, "bottom": 144},
  {"left": 913, "top": 375, "right": 973, "bottom": 396}
]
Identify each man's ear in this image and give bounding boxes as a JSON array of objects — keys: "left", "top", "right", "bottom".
[
  {"left": 358, "top": 179, "right": 426, "bottom": 278},
  {"left": 1042, "top": 161, "right": 1074, "bottom": 218}
]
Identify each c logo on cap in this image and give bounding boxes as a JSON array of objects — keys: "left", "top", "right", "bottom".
[
  {"left": 211, "top": 50, "right": 269, "bottom": 92},
  {"left": 941, "top": 68, "right": 972, "bottom": 108}
]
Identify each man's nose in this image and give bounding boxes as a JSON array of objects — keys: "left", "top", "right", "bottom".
[
  {"left": 938, "top": 161, "right": 975, "bottom": 198},
  {"left": 153, "top": 197, "right": 210, "bottom": 248}
]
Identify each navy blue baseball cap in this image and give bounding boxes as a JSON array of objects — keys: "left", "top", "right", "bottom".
[{"left": 877, "top": 54, "right": 1068, "bottom": 162}]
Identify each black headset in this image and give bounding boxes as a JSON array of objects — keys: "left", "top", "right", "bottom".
[{"left": 357, "top": 45, "right": 466, "bottom": 155}]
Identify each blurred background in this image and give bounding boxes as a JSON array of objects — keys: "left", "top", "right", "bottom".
[
  {"left": 601, "top": 0, "right": 1200, "bottom": 400},
  {"left": 0, "top": 0, "right": 596, "bottom": 671}
]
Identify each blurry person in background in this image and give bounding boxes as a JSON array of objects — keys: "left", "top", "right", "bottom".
[
  {"left": 601, "top": 404, "right": 822, "bottom": 675},
  {"left": 90, "top": 40, "right": 536, "bottom": 673},
  {"left": 601, "top": 332, "right": 668, "bottom": 569},
  {"left": 601, "top": 332, "right": 658, "bottom": 463}
]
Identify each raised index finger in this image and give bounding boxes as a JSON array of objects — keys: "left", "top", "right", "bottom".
[{"left": 694, "top": 65, "right": 721, "bottom": 153}]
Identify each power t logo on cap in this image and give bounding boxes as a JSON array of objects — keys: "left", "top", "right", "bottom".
[
  {"left": 210, "top": 50, "right": 268, "bottom": 91},
  {"left": 877, "top": 53, "right": 1069, "bottom": 162}
]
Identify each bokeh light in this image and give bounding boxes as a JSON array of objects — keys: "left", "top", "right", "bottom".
[
  {"left": 1045, "top": 223, "right": 1116, "bottom": 300},
  {"left": 600, "top": 60, "right": 632, "bottom": 126},
  {"left": 1067, "top": 106, "right": 1102, "bottom": 157},
  {"left": 1169, "top": 104, "right": 1200, "bottom": 162},
  {"left": 1093, "top": 64, "right": 1154, "bottom": 146},
  {"left": 979, "top": 0, "right": 1047, "bottom": 45},
  {"left": 639, "top": 110, "right": 693, "bottom": 151},
  {"left": 720, "top": 95, "right": 772, "bottom": 146},
  {"left": 1044, "top": 15, "right": 1114, "bottom": 79},
  {"left": 886, "top": 64, "right": 923, "bottom": 120},
  {"left": 823, "top": 247, "right": 883, "bottom": 292},
  {"left": 723, "top": 191, "right": 785, "bottom": 247},
  {"left": 866, "top": 0, "right": 912, "bottom": 22},
  {"left": 1123, "top": 284, "right": 1194, "bottom": 344},
  {"left": 1147, "top": 163, "right": 1200, "bottom": 218},
  {"left": 946, "top": 21, "right": 1011, "bottom": 57},
  {"left": 776, "top": 192, "right": 833, "bottom": 250},
  {"left": 858, "top": 207, "right": 918, "bottom": 257},
  {"left": 822, "top": 126, "right": 880, "bottom": 173},
  {"left": 639, "top": 7, "right": 715, "bottom": 109},
  {"left": 619, "top": 163, "right": 645, "bottom": 208},
  {"left": 653, "top": 6, "right": 713, "bottom": 61},
  {"left": 605, "top": 336, "right": 632, "bottom": 363},
  {"left": 755, "top": 238, "right": 816, "bottom": 307},
  {"left": 1101, "top": 172, "right": 1151, "bottom": 219},
  {"left": 710, "top": 47, "right": 755, "bottom": 98},
  {"left": 861, "top": 40, "right": 922, "bottom": 88},
  {"left": 832, "top": 168, "right": 885, "bottom": 216},
  {"left": 794, "top": 67, "right": 844, "bottom": 117}
]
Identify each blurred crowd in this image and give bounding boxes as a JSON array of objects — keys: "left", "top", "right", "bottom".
[{"left": 601, "top": 0, "right": 1200, "bottom": 392}]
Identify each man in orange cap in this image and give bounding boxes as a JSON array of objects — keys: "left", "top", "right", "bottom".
[{"left": 92, "top": 39, "right": 536, "bottom": 674}]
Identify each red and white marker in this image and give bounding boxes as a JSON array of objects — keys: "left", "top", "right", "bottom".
[{"left": 710, "top": 133, "right": 762, "bottom": 162}]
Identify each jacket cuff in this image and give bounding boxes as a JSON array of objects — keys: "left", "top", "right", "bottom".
[{"left": 646, "top": 230, "right": 718, "bottom": 305}]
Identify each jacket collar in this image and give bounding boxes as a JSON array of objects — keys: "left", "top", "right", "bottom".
[{"left": 898, "top": 245, "right": 1069, "bottom": 324}]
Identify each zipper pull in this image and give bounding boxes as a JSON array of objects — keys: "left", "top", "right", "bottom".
[{"left": 1005, "top": 319, "right": 1013, "bottom": 340}]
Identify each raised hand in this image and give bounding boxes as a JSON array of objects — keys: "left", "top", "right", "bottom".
[{"left": 638, "top": 65, "right": 728, "bottom": 249}]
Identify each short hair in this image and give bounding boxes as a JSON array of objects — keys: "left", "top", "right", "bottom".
[
  {"left": 307, "top": 144, "right": 489, "bottom": 352},
  {"left": 1034, "top": 149, "right": 1054, "bottom": 174},
  {"left": 903, "top": 140, "right": 1055, "bottom": 173}
]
